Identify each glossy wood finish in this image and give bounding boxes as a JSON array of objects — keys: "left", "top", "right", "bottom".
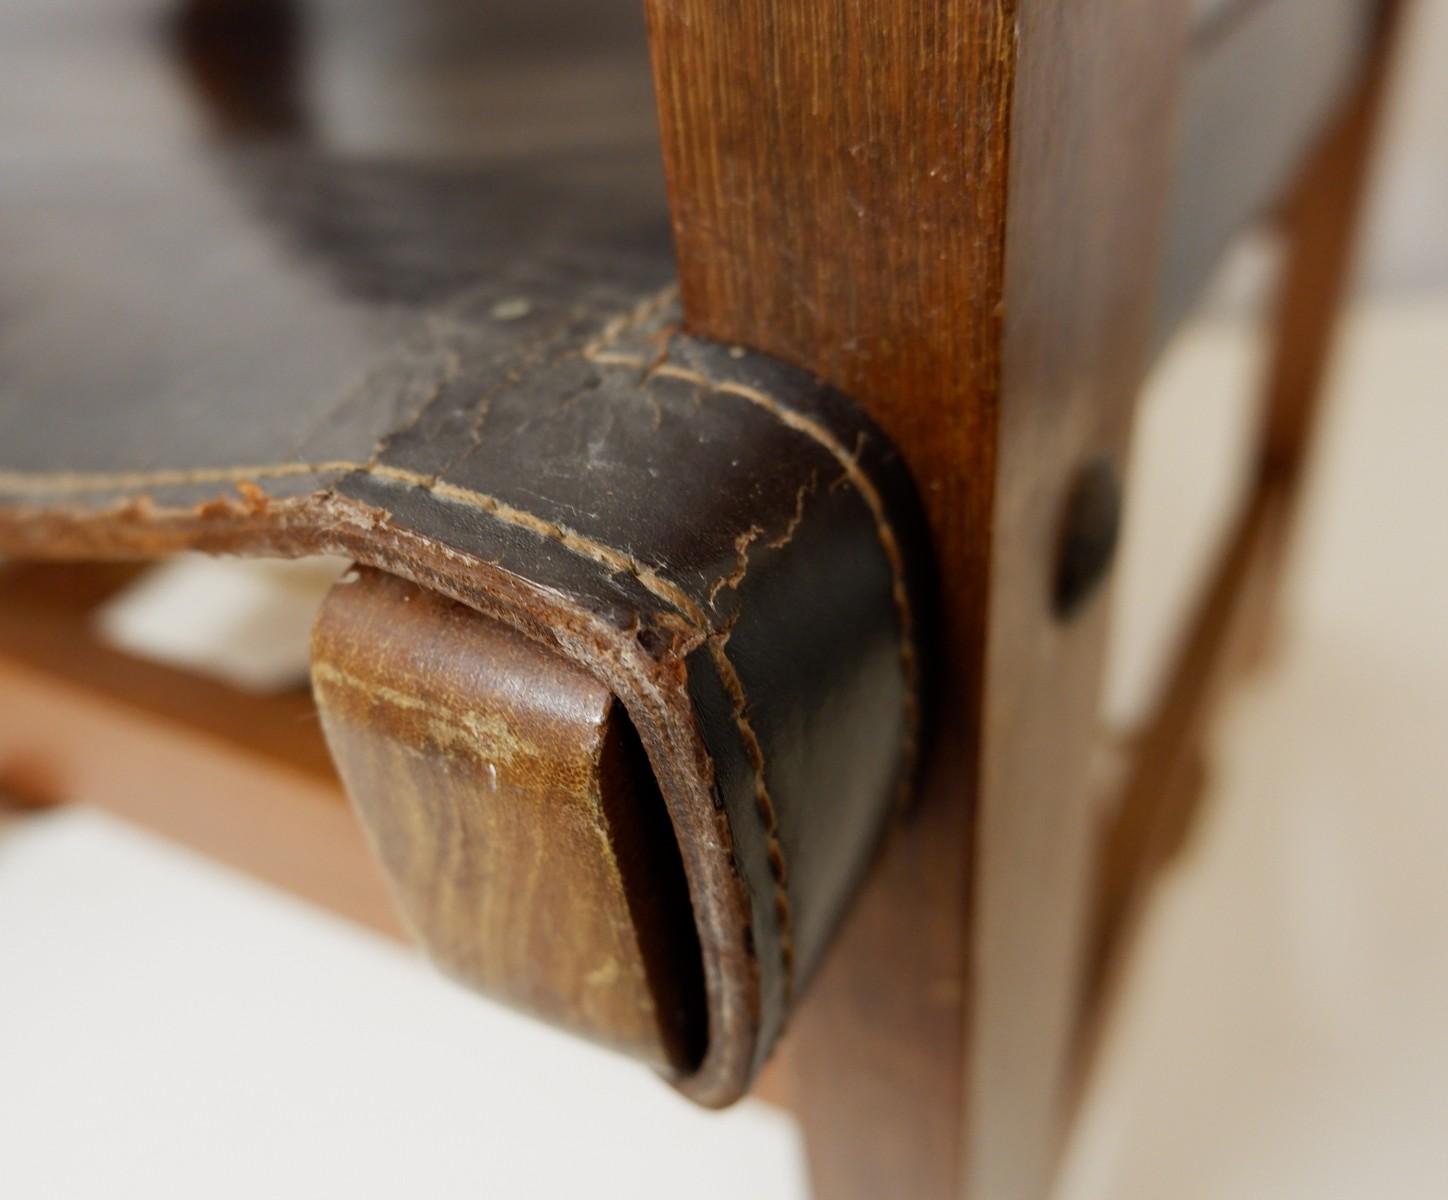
[{"left": 311, "top": 567, "right": 707, "bottom": 1074}]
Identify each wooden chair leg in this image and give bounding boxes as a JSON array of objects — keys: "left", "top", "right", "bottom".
[
  {"left": 1077, "top": 0, "right": 1406, "bottom": 1139},
  {"left": 1262, "top": 0, "right": 1406, "bottom": 498},
  {"left": 1237, "top": 0, "right": 1404, "bottom": 693}
]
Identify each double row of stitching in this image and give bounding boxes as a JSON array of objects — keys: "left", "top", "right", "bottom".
[
  {"left": 580, "top": 342, "right": 923, "bottom": 805},
  {"left": 0, "top": 451, "right": 797, "bottom": 996},
  {"left": 584, "top": 288, "right": 921, "bottom": 779},
  {"left": 0, "top": 285, "right": 921, "bottom": 1011},
  {"left": 404, "top": 466, "right": 801, "bottom": 999},
  {"left": 0, "top": 460, "right": 695, "bottom": 631}
]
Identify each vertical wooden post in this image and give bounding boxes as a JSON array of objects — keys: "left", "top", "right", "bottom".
[
  {"left": 1081, "top": 0, "right": 1408, "bottom": 1043},
  {"left": 644, "top": 1, "right": 1189, "bottom": 1196}
]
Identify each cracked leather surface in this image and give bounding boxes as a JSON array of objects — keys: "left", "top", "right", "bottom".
[{"left": 0, "top": 0, "right": 932, "bottom": 1104}]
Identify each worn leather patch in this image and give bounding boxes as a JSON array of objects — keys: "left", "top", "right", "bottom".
[{"left": 0, "top": 3, "right": 932, "bottom": 1102}]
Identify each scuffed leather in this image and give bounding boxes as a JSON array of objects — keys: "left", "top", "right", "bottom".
[{"left": 0, "top": 0, "right": 932, "bottom": 1105}]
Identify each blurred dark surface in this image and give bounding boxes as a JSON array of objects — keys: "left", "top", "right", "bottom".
[{"left": 0, "top": 0, "right": 670, "bottom": 469}]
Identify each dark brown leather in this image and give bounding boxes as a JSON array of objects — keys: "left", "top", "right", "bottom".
[{"left": 0, "top": 0, "right": 931, "bottom": 1105}]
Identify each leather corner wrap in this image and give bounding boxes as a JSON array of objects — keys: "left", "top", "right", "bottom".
[
  {"left": 311, "top": 570, "right": 712, "bottom": 1077},
  {"left": 0, "top": 286, "right": 931, "bottom": 1103},
  {"left": 0, "top": 6, "right": 934, "bottom": 1099}
]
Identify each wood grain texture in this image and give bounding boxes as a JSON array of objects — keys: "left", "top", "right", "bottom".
[
  {"left": 646, "top": 1, "right": 1189, "bottom": 1194},
  {"left": 311, "top": 567, "right": 707, "bottom": 1074},
  {"left": 645, "top": 3, "right": 1009, "bottom": 1191}
]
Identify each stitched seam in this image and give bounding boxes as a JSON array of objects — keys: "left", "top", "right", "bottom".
[
  {"left": 0, "top": 452, "right": 798, "bottom": 999},
  {"left": 0, "top": 287, "right": 921, "bottom": 1009},
  {"left": 586, "top": 335, "right": 924, "bottom": 959},
  {"left": 0, "top": 454, "right": 795, "bottom": 994},
  {"left": 583, "top": 290, "right": 920, "bottom": 811},
  {"left": 579, "top": 350, "right": 922, "bottom": 805},
  {"left": 379, "top": 468, "right": 710, "bottom": 629},
  {"left": 707, "top": 629, "right": 794, "bottom": 984},
  {"left": 0, "top": 458, "right": 704, "bottom": 624}
]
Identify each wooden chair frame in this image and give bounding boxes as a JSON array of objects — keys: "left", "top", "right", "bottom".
[{"left": 0, "top": 1, "right": 1405, "bottom": 1195}]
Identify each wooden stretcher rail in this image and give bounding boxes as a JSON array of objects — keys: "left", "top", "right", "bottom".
[
  {"left": 0, "top": 562, "right": 401, "bottom": 938},
  {"left": 1157, "top": 0, "right": 1377, "bottom": 341},
  {"left": 1081, "top": 483, "right": 1286, "bottom": 1057}
]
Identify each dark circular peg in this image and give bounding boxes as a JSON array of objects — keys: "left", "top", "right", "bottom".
[{"left": 1053, "top": 457, "right": 1122, "bottom": 620}]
